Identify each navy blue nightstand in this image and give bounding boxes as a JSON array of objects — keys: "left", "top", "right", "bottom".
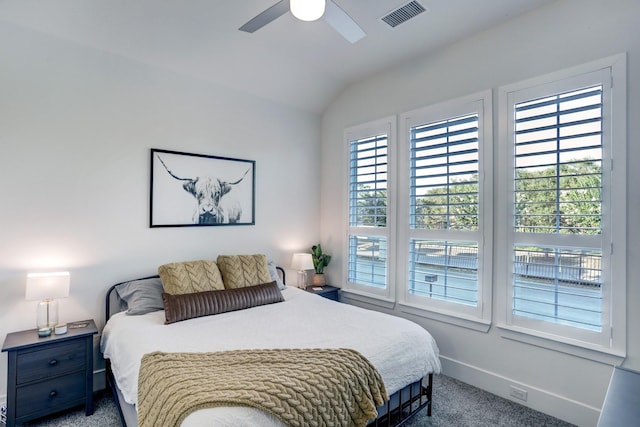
[
  {"left": 305, "top": 285, "right": 340, "bottom": 302},
  {"left": 1, "top": 320, "right": 98, "bottom": 427}
]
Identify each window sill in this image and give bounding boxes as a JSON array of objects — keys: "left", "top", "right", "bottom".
[
  {"left": 340, "top": 289, "right": 395, "bottom": 309},
  {"left": 399, "top": 302, "right": 491, "bottom": 333},
  {"left": 496, "top": 323, "right": 626, "bottom": 366}
]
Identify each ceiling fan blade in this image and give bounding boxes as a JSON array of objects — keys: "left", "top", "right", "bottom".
[
  {"left": 239, "top": 0, "right": 290, "bottom": 33},
  {"left": 323, "top": 0, "right": 366, "bottom": 43}
]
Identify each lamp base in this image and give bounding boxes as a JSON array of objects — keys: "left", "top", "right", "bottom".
[
  {"left": 36, "top": 299, "right": 59, "bottom": 332},
  {"left": 296, "top": 270, "right": 308, "bottom": 289},
  {"left": 37, "top": 328, "right": 52, "bottom": 337}
]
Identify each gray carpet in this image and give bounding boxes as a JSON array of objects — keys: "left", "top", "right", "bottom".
[
  {"left": 21, "top": 375, "right": 575, "bottom": 426},
  {"left": 404, "top": 375, "right": 575, "bottom": 427}
]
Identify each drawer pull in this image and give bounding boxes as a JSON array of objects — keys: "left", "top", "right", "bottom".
[
  {"left": 50, "top": 390, "right": 57, "bottom": 397},
  {"left": 49, "top": 359, "right": 58, "bottom": 366}
]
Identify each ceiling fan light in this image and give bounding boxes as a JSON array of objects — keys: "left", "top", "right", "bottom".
[{"left": 291, "top": 0, "right": 326, "bottom": 22}]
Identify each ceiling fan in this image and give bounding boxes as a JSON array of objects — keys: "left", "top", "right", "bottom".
[{"left": 239, "top": 0, "right": 366, "bottom": 44}]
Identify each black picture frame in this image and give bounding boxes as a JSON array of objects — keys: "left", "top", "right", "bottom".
[{"left": 150, "top": 148, "right": 255, "bottom": 227}]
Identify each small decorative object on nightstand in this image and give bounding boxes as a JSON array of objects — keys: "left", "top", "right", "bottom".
[
  {"left": 305, "top": 285, "right": 340, "bottom": 302},
  {"left": 1, "top": 319, "right": 98, "bottom": 427}
]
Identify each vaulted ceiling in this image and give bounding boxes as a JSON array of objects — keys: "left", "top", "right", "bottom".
[{"left": 0, "top": 0, "right": 556, "bottom": 113}]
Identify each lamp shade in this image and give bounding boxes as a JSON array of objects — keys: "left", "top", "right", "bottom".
[
  {"left": 25, "top": 272, "right": 70, "bottom": 301},
  {"left": 290, "top": 0, "right": 325, "bottom": 21},
  {"left": 291, "top": 253, "right": 314, "bottom": 271}
]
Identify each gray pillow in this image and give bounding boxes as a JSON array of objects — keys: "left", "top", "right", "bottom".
[
  {"left": 268, "top": 261, "right": 286, "bottom": 290},
  {"left": 115, "top": 277, "right": 164, "bottom": 315}
]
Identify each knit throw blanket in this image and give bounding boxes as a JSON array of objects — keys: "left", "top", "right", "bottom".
[{"left": 137, "top": 348, "right": 388, "bottom": 427}]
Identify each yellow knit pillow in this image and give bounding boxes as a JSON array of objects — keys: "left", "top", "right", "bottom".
[
  {"left": 158, "top": 260, "right": 225, "bottom": 295},
  {"left": 216, "top": 254, "right": 272, "bottom": 289}
]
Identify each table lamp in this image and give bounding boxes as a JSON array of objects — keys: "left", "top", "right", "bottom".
[
  {"left": 25, "top": 272, "right": 70, "bottom": 337},
  {"left": 291, "top": 253, "right": 314, "bottom": 289}
]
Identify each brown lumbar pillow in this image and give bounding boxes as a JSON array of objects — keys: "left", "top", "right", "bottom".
[{"left": 162, "top": 280, "right": 284, "bottom": 324}]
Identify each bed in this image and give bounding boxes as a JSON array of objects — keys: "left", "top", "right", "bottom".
[{"left": 101, "top": 260, "right": 441, "bottom": 427}]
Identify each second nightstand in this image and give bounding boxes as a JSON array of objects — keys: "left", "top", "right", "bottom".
[
  {"left": 1, "top": 319, "right": 98, "bottom": 427},
  {"left": 305, "top": 285, "right": 340, "bottom": 302}
]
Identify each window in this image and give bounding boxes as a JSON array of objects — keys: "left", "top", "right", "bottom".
[
  {"left": 398, "top": 92, "right": 493, "bottom": 326},
  {"left": 498, "top": 55, "right": 626, "bottom": 355},
  {"left": 512, "top": 85, "right": 604, "bottom": 331},
  {"left": 344, "top": 118, "right": 395, "bottom": 300},
  {"left": 340, "top": 56, "right": 625, "bottom": 355}
]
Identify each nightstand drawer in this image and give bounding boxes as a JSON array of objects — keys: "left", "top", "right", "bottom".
[
  {"left": 320, "top": 288, "right": 339, "bottom": 301},
  {"left": 15, "top": 371, "right": 86, "bottom": 418},
  {"left": 16, "top": 340, "right": 86, "bottom": 384}
]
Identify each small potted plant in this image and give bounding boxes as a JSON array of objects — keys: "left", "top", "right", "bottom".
[{"left": 311, "top": 244, "right": 331, "bottom": 287}]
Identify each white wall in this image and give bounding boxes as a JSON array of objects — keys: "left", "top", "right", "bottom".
[
  {"left": 0, "top": 21, "right": 321, "bottom": 397},
  {"left": 320, "top": 0, "right": 640, "bottom": 425}
]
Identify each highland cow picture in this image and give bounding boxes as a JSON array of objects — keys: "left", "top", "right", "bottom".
[{"left": 150, "top": 148, "right": 255, "bottom": 227}]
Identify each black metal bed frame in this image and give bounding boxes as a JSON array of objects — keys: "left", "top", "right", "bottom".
[
  {"left": 368, "top": 374, "right": 433, "bottom": 426},
  {"left": 103, "top": 267, "right": 433, "bottom": 427}
]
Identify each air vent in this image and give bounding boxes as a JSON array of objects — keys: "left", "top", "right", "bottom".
[{"left": 381, "top": 1, "right": 427, "bottom": 28}]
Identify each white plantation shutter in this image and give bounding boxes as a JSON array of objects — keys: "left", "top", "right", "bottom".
[
  {"left": 496, "top": 55, "right": 627, "bottom": 363},
  {"left": 500, "top": 56, "right": 627, "bottom": 356},
  {"left": 349, "top": 134, "right": 388, "bottom": 229},
  {"left": 348, "top": 235, "right": 387, "bottom": 288},
  {"left": 408, "top": 113, "right": 479, "bottom": 306},
  {"left": 511, "top": 85, "right": 604, "bottom": 331},
  {"left": 339, "top": 56, "right": 625, "bottom": 358},
  {"left": 399, "top": 92, "right": 492, "bottom": 325},
  {"left": 410, "top": 114, "right": 479, "bottom": 231},
  {"left": 345, "top": 118, "right": 395, "bottom": 298},
  {"left": 408, "top": 240, "right": 478, "bottom": 306},
  {"left": 513, "top": 86, "right": 603, "bottom": 235}
]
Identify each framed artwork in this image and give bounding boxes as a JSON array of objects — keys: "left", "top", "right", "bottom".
[{"left": 150, "top": 148, "right": 255, "bottom": 227}]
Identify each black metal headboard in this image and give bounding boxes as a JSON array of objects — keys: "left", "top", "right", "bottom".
[{"left": 105, "top": 267, "right": 286, "bottom": 322}]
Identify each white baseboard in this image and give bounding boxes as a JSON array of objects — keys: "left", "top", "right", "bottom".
[{"left": 440, "top": 355, "right": 601, "bottom": 427}]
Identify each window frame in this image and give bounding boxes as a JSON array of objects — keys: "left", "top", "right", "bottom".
[
  {"left": 342, "top": 117, "right": 396, "bottom": 302},
  {"left": 496, "top": 54, "right": 627, "bottom": 360},
  {"left": 397, "top": 91, "right": 493, "bottom": 329}
]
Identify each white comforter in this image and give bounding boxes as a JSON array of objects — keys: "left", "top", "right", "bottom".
[{"left": 101, "top": 286, "right": 441, "bottom": 426}]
